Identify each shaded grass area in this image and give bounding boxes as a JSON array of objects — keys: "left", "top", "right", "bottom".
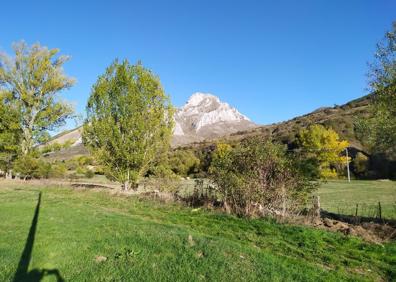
[
  {"left": 0, "top": 184, "right": 395, "bottom": 281},
  {"left": 318, "top": 180, "right": 396, "bottom": 219}
]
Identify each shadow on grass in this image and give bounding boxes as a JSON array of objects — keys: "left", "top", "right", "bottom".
[{"left": 13, "top": 192, "right": 64, "bottom": 282}]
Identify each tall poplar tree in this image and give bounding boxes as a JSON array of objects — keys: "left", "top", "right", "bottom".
[
  {"left": 365, "top": 22, "right": 396, "bottom": 155},
  {"left": 83, "top": 60, "right": 174, "bottom": 190},
  {"left": 0, "top": 41, "right": 75, "bottom": 156}
]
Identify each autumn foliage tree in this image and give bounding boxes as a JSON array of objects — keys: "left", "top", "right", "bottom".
[
  {"left": 83, "top": 60, "right": 174, "bottom": 190},
  {"left": 297, "top": 124, "right": 349, "bottom": 179}
]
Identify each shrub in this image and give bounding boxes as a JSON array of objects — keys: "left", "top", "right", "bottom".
[
  {"left": 353, "top": 152, "right": 369, "bottom": 177},
  {"left": 146, "top": 162, "right": 181, "bottom": 193},
  {"left": 76, "top": 166, "right": 86, "bottom": 175},
  {"left": 65, "top": 158, "right": 79, "bottom": 170},
  {"left": 84, "top": 169, "right": 95, "bottom": 179},
  {"left": 13, "top": 155, "right": 40, "bottom": 179},
  {"left": 37, "top": 161, "right": 52, "bottom": 179},
  {"left": 209, "top": 138, "right": 316, "bottom": 217},
  {"left": 168, "top": 150, "right": 200, "bottom": 177},
  {"left": 49, "top": 163, "right": 67, "bottom": 178},
  {"left": 13, "top": 156, "right": 67, "bottom": 179},
  {"left": 77, "top": 156, "right": 94, "bottom": 166}
]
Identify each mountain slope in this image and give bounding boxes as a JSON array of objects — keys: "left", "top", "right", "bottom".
[{"left": 181, "top": 95, "right": 372, "bottom": 152}]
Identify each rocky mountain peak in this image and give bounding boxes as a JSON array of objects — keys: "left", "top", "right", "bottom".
[
  {"left": 173, "top": 92, "right": 256, "bottom": 145},
  {"left": 184, "top": 92, "right": 220, "bottom": 107},
  {"left": 175, "top": 92, "right": 251, "bottom": 132}
]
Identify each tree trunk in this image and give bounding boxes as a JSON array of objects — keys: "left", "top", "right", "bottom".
[
  {"left": 223, "top": 201, "right": 231, "bottom": 214},
  {"left": 312, "top": 195, "right": 321, "bottom": 218},
  {"left": 5, "top": 170, "right": 12, "bottom": 179},
  {"left": 123, "top": 180, "right": 129, "bottom": 191}
]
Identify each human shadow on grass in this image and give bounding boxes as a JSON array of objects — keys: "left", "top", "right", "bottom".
[{"left": 13, "top": 192, "right": 64, "bottom": 282}]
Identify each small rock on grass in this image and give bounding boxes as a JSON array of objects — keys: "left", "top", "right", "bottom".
[
  {"left": 95, "top": 255, "right": 107, "bottom": 263},
  {"left": 188, "top": 234, "right": 195, "bottom": 246}
]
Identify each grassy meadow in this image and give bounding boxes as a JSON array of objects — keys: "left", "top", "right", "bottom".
[
  {"left": 318, "top": 180, "right": 396, "bottom": 219},
  {"left": 0, "top": 182, "right": 396, "bottom": 281}
]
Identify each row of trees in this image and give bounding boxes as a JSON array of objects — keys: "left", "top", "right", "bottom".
[{"left": 0, "top": 42, "right": 175, "bottom": 187}]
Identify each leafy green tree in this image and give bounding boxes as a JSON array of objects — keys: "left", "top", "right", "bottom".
[
  {"left": 0, "top": 41, "right": 75, "bottom": 156},
  {"left": 362, "top": 22, "right": 396, "bottom": 156},
  {"left": 83, "top": 60, "right": 174, "bottom": 190},
  {"left": 297, "top": 124, "right": 349, "bottom": 179},
  {"left": 0, "top": 92, "right": 21, "bottom": 177}
]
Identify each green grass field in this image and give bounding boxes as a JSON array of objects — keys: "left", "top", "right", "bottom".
[
  {"left": 318, "top": 180, "right": 396, "bottom": 219},
  {"left": 0, "top": 183, "right": 395, "bottom": 281}
]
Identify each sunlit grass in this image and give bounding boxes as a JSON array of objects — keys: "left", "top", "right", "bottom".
[{"left": 0, "top": 183, "right": 395, "bottom": 281}]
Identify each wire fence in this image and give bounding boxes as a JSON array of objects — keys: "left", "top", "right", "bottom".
[{"left": 320, "top": 201, "right": 396, "bottom": 220}]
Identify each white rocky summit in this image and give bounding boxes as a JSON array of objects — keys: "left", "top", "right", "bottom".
[{"left": 172, "top": 92, "right": 256, "bottom": 145}]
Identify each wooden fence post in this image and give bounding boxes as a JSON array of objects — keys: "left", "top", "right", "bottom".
[{"left": 312, "top": 195, "right": 320, "bottom": 218}]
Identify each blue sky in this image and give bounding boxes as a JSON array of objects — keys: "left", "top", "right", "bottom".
[{"left": 1, "top": 0, "right": 395, "bottom": 130}]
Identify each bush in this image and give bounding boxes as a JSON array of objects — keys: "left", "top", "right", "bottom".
[
  {"left": 77, "top": 156, "right": 94, "bottom": 166},
  {"left": 13, "top": 156, "right": 66, "bottom": 179},
  {"left": 84, "top": 169, "right": 95, "bottom": 178},
  {"left": 353, "top": 152, "right": 369, "bottom": 177},
  {"left": 13, "top": 155, "right": 40, "bottom": 179},
  {"left": 146, "top": 162, "right": 181, "bottom": 193},
  {"left": 209, "top": 138, "right": 316, "bottom": 217},
  {"left": 65, "top": 158, "right": 79, "bottom": 170},
  {"left": 76, "top": 166, "right": 85, "bottom": 175},
  {"left": 168, "top": 150, "right": 200, "bottom": 177},
  {"left": 49, "top": 163, "right": 67, "bottom": 178},
  {"left": 37, "top": 160, "right": 52, "bottom": 179}
]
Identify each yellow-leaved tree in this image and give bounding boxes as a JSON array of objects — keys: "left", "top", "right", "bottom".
[{"left": 298, "top": 124, "right": 349, "bottom": 179}]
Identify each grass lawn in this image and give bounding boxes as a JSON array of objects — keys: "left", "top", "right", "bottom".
[
  {"left": 0, "top": 183, "right": 395, "bottom": 281},
  {"left": 318, "top": 180, "right": 396, "bottom": 219}
]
